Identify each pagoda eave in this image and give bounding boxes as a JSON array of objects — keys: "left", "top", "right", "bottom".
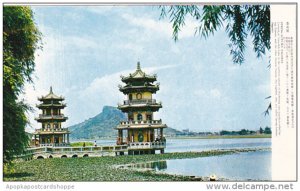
[
  {"left": 121, "top": 77, "right": 156, "bottom": 84},
  {"left": 116, "top": 124, "right": 167, "bottom": 130},
  {"left": 119, "top": 86, "right": 159, "bottom": 94},
  {"left": 35, "top": 117, "right": 68, "bottom": 122},
  {"left": 37, "top": 105, "right": 66, "bottom": 109},
  {"left": 34, "top": 131, "right": 70, "bottom": 135},
  {"left": 38, "top": 98, "right": 64, "bottom": 101},
  {"left": 118, "top": 105, "right": 162, "bottom": 112}
]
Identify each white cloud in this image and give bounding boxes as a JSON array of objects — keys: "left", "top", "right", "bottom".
[
  {"left": 210, "top": 88, "right": 222, "bottom": 99},
  {"left": 256, "top": 83, "right": 270, "bottom": 95},
  {"left": 63, "top": 36, "right": 99, "bottom": 49},
  {"left": 22, "top": 83, "right": 49, "bottom": 132},
  {"left": 122, "top": 14, "right": 198, "bottom": 40},
  {"left": 77, "top": 64, "right": 180, "bottom": 118},
  {"left": 193, "top": 88, "right": 222, "bottom": 99}
]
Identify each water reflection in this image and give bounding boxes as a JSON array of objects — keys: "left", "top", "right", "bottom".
[{"left": 129, "top": 161, "right": 167, "bottom": 170}]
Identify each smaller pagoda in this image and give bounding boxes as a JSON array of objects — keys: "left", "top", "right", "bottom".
[{"left": 33, "top": 87, "right": 70, "bottom": 147}]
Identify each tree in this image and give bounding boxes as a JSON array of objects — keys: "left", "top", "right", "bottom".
[
  {"left": 159, "top": 5, "right": 270, "bottom": 65},
  {"left": 220, "top": 130, "right": 230, "bottom": 135},
  {"left": 264, "top": 127, "right": 272, "bottom": 134},
  {"left": 259, "top": 127, "right": 264, "bottom": 134},
  {"left": 3, "top": 6, "right": 41, "bottom": 164},
  {"left": 239, "top": 129, "right": 249, "bottom": 135}
]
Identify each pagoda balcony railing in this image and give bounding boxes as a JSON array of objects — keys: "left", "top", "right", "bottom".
[
  {"left": 119, "top": 119, "right": 162, "bottom": 126},
  {"left": 35, "top": 127, "right": 69, "bottom": 132},
  {"left": 39, "top": 143, "right": 69, "bottom": 147},
  {"left": 127, "top": 141, "right": 166, "bottom": 149},
  {"left": 37, "top": 114, "right": 67, "bottom": 119},
  {"left": 120, "top": 99, "right": 161, "bottom": 106}
]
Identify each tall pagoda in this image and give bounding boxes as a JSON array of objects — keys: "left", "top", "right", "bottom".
[
  {"left": 33, "top": 87, "right": 70, "bottom": 147},
  {"left": 116, "top": 62, "right": 167, "bottom": 155}
]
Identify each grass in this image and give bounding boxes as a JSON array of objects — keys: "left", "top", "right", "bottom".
[
  {"left": 4, "top": 148, "right": 267, "bottom": 181},
  {"left": 70, "top": 142, "right": 94, "bottom": 147}
]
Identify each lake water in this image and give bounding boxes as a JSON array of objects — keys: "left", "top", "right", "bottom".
[
  {"left": 93, "top": 138, "right": 271, "bottom": 152},
  {"left": 128, "top": 150, "right": 272, "bottom": 181},
  {"left": 95, "top": 138, "right": 271, "bottom": 180},
  {"left": 165, "top": 138, "right": 271, "bottom": 152}
]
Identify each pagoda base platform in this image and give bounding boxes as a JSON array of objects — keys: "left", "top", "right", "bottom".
[
  {"left": 127, "top": 149, "right": 164, "bottom": 155},
  {"left": 115, "top": 141, "right": 166, "bottom": 155}
]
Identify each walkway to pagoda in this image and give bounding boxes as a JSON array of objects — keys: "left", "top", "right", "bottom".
[{"left": 20, "top": 145, "right": 128, "bottom": 160}]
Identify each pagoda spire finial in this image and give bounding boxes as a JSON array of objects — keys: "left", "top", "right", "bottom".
[
  {"left": 50, "top": 86, "right": 53, "bottom": 94},
  {"left": 137, "top": 61, "right": 141, "bottom": 70}
]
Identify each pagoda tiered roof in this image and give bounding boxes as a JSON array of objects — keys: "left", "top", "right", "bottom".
[
  {"left": 36, "top": 103, "right": 66, "bottom": 109},
  {"left": 35, "top": 114, "right": 68, "bottom": 122},
  {"left": 118, "top": 83, "right": 159, "bottom": 94},
  {"left": 38, "top": 86, "right": 64, "bottom": 101},
  {"left": 121, "top": 62, "right": 157, "bottom": 84}
]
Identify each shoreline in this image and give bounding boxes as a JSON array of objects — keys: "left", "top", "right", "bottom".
[
  {"left": 70, "top": 134, "right": 271, "bottom": 142},
  {"left": 168, "top": 134, "right": 272, "bottom": 139},
  {"left": 4, "top": 148, "right": 271, "bottom": 181}
]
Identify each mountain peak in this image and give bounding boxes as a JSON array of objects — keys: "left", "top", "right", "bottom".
[
  {"left": 69, "top": 106, "right": 126, "bottom": 139},
  {"left": 102, "top": 105, "right": 117, "bottom": 113}
]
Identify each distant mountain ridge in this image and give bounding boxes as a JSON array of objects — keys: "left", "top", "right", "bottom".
[{"left": 68, "top": 106, "right": 182, "bottom": 140}]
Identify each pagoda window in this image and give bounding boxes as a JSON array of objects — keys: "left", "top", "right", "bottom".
[
  {"left": 129, "top": 94, "right": 132, "bottom": 101},
  {"left": 136, "top": 93, "right": 142, "bottom": 100},
  {"left": 128, "top": 114, "right": 134, "bottom": 121},
  {"left": 146, "top": 114, "right": 152, "bottom": 121},
  {"left": 137, "top": 113, "right": 143, "bottom": 121},
  {"left": 47, "top": 123, "right": 50, "bottom": 129}
]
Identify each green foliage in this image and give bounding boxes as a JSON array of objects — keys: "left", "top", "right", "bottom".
[
  {"left": 159, "top": 5, "right": 270, "bottom": 65},
  {"left": 70, "top": 142, "right": 94, "bottom": 147},
  {"left": 264, "top": 127, "right": 272, "bottom": 134},
  {"left": 3, "top": 162, "right": 16, "bottom": 174},
  {"left": 239, "top": 129, "right": 248, "bottom": 135},
  {"left": 3, "top": 6, "right": 42, "bottom": 164},
  {"left": 259, "top": 127, "right": 264, "bottom": 134}
]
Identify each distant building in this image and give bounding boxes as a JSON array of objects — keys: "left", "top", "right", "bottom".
[
  {"left": 116, "top": 62, "right": 167, "bottom": 155},
  {"left": 33, "top": 87, "right": 70, "bottom": 147}
]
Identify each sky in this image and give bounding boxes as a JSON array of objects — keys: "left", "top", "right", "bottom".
[{"left": 23, "top": 5, "right": 271, "bottom": 133}]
